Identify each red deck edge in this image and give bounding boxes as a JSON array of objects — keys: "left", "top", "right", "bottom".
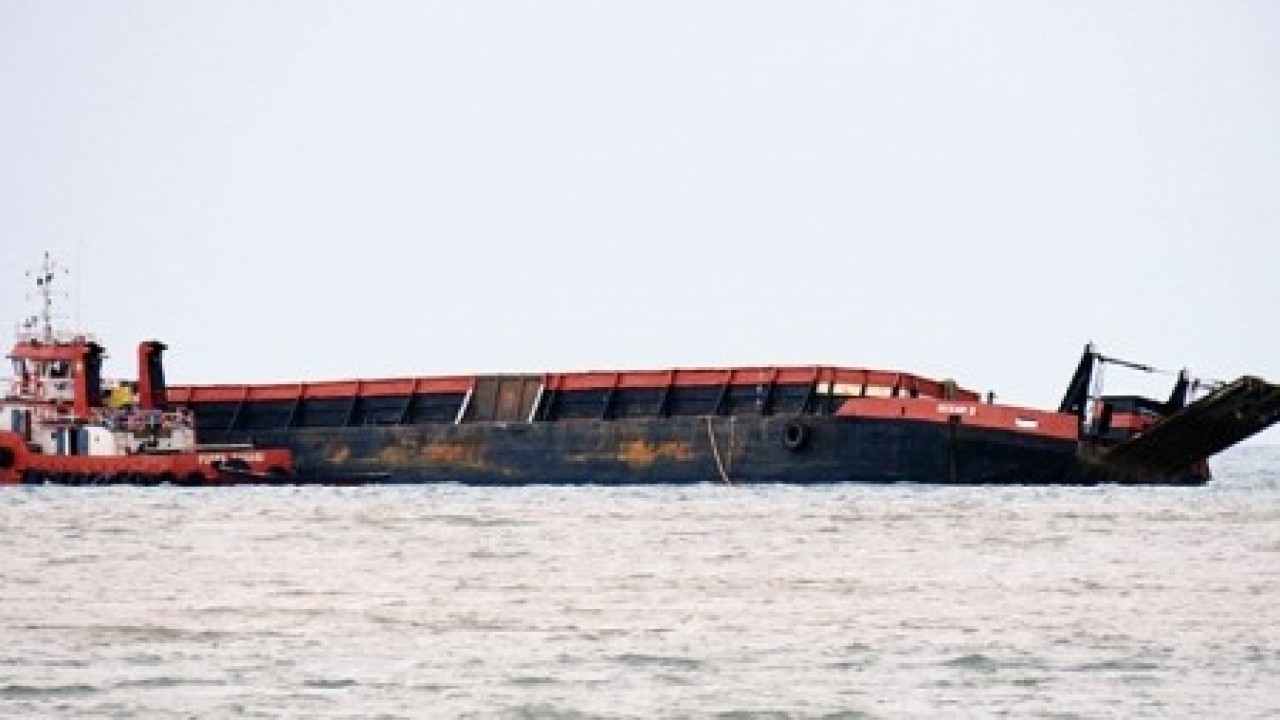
[
  {"left": 167, "top": 376, "right": 475, "bottom": 403},
  {"left": 545, "top": 366, "right": 973, "bottom": 398},
  {"left": 167, "top": 366, "right": 980, "bottom": 405}
]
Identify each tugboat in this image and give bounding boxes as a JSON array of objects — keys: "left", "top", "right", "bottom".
[{"left": 0, "top": 254, "right": 294, "bottom": 486}]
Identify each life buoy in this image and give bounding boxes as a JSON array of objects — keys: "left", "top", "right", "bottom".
[{"left": 783, "top": 421, "right": 810, "bottom": 451}]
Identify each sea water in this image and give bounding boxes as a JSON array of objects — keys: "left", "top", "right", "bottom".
[{"left": 1, "top": 446, "right": 1278, "bottom": 718}]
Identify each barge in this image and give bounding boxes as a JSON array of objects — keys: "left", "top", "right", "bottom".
[{"left": 162, "top": 354, "right": 1280, "bottom": 485}]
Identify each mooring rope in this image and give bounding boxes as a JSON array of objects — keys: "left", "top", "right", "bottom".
[{"left": 705, "top": 416, "right": 733, "bottom": 486}]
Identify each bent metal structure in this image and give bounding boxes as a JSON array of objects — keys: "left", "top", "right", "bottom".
[{"left": 3, "top": 255, "right": 1278, "bottom": 486}]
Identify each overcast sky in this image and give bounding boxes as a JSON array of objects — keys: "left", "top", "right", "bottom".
[{"left": 2, "top": 2, "right": 1277, "bottom": 442}]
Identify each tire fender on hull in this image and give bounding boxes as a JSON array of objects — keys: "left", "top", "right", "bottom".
[{"left": 783, "top": 420, "right": 810, "bottom": 452}]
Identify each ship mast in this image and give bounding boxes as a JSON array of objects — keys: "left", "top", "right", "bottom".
[{"left": 26, "top": 251, "right": 63, "bottom": 343}]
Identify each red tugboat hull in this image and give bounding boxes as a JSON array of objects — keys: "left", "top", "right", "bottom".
[{"left": 0, "top": 432, "right": 293, "bottom": 486}]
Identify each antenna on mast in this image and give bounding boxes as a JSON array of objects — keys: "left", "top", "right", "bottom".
[{"left": 25, "top": 251, "right": 68, "bottom": 343}]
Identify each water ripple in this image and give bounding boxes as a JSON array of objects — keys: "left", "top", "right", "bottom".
[{"left": 0, "top": 446, "right": 1276, "bottom": 716}]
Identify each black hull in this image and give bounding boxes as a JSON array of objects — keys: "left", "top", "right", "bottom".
[{"left": 199, "top": 416, "right": 1209, "bottom": 486}]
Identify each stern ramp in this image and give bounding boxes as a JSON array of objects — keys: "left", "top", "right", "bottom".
[{"left": 1102, "top": 375, "right": 1280, "bottom": 476}]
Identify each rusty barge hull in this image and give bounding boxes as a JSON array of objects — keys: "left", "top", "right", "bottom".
[{"left": 195, "top": 415, "right": 1098, "bottom": 485}]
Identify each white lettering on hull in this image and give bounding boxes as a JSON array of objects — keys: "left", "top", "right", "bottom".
[{"left": 198, "top": 451, "right": 265, "bottom": 465}]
